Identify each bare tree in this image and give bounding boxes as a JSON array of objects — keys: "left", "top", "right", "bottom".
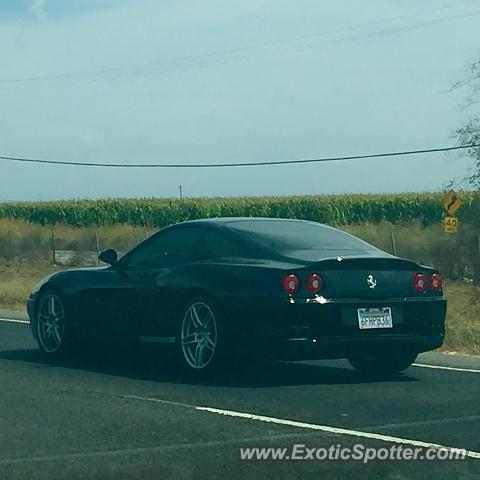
[
  {"left": 455, "top": 58, "right": 480, "bottom": 187},
  {"left": 454, "top": 58, "right": 480, "bottom": 283},
  {"left": 457, "top": 119, "right": 480, "bottom": 187}
]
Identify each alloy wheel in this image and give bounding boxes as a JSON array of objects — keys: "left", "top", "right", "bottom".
[
  {"left": 37, "top": 293, "right": 66, "bottom": 354},
  {"left": 180, "top": 301, "right": 218, "bottom": 369}
]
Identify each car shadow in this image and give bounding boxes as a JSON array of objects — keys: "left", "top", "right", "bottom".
[{"left": 0, "top": 345, "right": 418, "bottom": 388}]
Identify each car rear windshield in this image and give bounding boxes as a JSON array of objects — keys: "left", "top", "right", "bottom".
[{"left": 227, "top": 220, "right": 378, "bottom": 254}]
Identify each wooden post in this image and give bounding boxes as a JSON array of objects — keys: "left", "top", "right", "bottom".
[
  {"left": 391, "top": 229, "right": 397, "bottom": 256},
  {"left": 50, "top": 225, "right": 56, "bottom": 265},
  {"left": 473, "top": 233, "right": 480, "bottom": 285},
  {"left": 8, "top": 231, "right": 14, "bottom": 260},
  {"left": 476, "top": 234, "right": 480, "bottom": 283},
  {"left": 95, "top": 228, "right": 100, "bottom": 264}
]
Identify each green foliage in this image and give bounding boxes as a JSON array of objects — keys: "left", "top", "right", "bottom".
[{"left": 0, "top": 193, "right": 476, "bottom": 228}]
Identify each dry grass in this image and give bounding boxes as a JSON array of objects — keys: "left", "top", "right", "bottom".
[
  {"left": 0, "top": 262, "right": 67, "bottom": 310},
  {"left": 442, "top": 282, "right": 480, "bottom": 355},
  {"left": 0, "top": 261, "right": 478, "bottom": 355}
]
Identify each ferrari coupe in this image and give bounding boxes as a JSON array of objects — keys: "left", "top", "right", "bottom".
[{"left": 27, "top": 217, "right": 446, "bottom": 376}]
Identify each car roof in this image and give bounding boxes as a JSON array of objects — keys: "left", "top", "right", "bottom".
[{"left": 173, "top": 217, "right": 321, "bottom": 227}]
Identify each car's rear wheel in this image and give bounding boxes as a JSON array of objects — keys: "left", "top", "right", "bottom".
[
  {"left": 348, "top": 350, "right": 417, "bottom": 378},
  {"left": 177, "top": 298, "right": 223, "bottom": 375},
  {"left": 36, "top": 290, "right": 75, "bottom": 358}
]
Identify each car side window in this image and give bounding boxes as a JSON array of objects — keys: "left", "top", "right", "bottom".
[
  {"left": 194, "top": 230, "right": 245, "bottom": 260},
  {"left": 121, "top": 227, "right": 204, "bottom": 270}
]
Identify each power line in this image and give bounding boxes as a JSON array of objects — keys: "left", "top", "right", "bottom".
[
  {"left": 0, "top": 144, "right": 478, "bottom": 169},
  {"left": 0, "top": 0, "right": 478, "bottom": 88}
]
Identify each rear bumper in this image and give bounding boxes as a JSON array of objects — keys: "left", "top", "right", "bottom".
[
  {"left": 280, "top": 333, "right": 444, "bottom": 360},
  {"left": 229, "top": 295, "right": 446, "bottom": 360}
]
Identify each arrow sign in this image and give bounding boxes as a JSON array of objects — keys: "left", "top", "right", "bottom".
[{"left": 443, "top": 190, "right": 462, "bottom": 216}]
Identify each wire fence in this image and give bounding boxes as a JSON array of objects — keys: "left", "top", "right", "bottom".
[
  {"left": 0, "top": 222, "right": 478, "bottom": 281},
  {"left": 0, "top": 224, "right": 153, "bottom": 266}
]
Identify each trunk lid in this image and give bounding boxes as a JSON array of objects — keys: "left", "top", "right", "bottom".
[{"left": 303, "top": 256, "right": 432, "bottom": 298}]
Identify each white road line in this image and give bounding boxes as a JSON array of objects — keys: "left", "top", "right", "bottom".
[
  {"left": 123, "top": 395, "right": 480, "bottom": 459},
  {"left": 413, "top": 363, "right": 480, "bottom": 374},
  {"left": 0, "top": 318, "right": 29, "bottom": 325},
  {"left": 0, "top": 431, "right": 322, "bottom": 465},
  {"left": 366, "top": 414, "right": 480, "bottom": 431}
]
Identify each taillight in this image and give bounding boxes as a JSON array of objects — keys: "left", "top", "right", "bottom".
[
  {"left": 429, "top": 273, "right": 443, "bottom": 291},
  {"left": 282, "top": 274, "right": 300, "bottom": 294},
  {"left": 306, "top": 273, "right": 324, "bottom": 293},
  {"left": 413, "top": 273, "right": 427, "bottom": 292}
]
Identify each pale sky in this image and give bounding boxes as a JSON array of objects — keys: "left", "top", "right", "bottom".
[{"left": 0, "top": 0, "right": 479, "bottom": 201}]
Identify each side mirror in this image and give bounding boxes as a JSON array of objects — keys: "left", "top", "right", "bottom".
[{"left": 99, "top": 248, "right": 118, "bottom": 266}]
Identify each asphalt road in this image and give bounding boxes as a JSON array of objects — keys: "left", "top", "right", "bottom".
[{"left": 0, "top": 317, "right": 479, "bottom": 480}]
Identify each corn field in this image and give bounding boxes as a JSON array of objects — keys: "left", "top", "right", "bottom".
[{"left": 0, "top": 193, "right": 476, "bottom": 227}]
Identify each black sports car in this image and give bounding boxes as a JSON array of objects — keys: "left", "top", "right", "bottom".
[{"left": 27, "top": 217, "right": 446, "bottom": 376}]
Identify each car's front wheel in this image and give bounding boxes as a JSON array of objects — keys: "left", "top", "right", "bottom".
[
  {"left": 36, "top": 290, "right": 75, "bottom": 358},
  {"left": 177, "top": 298, "right": 224, "bottom": 375},
  {"left": 348, "top": 350, "right": 417, "bottom": 378}
]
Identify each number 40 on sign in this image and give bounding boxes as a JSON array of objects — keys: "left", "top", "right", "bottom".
[{"left": 444, "top": 216, "right": 458, "bottom": 233}]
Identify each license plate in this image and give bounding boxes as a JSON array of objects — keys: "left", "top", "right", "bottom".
[{"left": 357, "top": 307, "right": 393, "bottom": 329}]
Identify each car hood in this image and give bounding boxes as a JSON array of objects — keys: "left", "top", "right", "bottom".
[{"left": 30, "top": 266, "right": 108, "bottom": 296}]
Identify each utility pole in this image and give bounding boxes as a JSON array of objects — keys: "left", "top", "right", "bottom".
[{"left": 179, "top": 186, "right": 183, "bottom": 199}]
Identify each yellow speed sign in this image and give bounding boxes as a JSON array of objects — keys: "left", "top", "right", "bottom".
[
  {"left": 444, "top": 216, "right": 458, "bottom": 233},
  {"left": 443, "top": 190, "right": 462, "bottom": 216}
]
